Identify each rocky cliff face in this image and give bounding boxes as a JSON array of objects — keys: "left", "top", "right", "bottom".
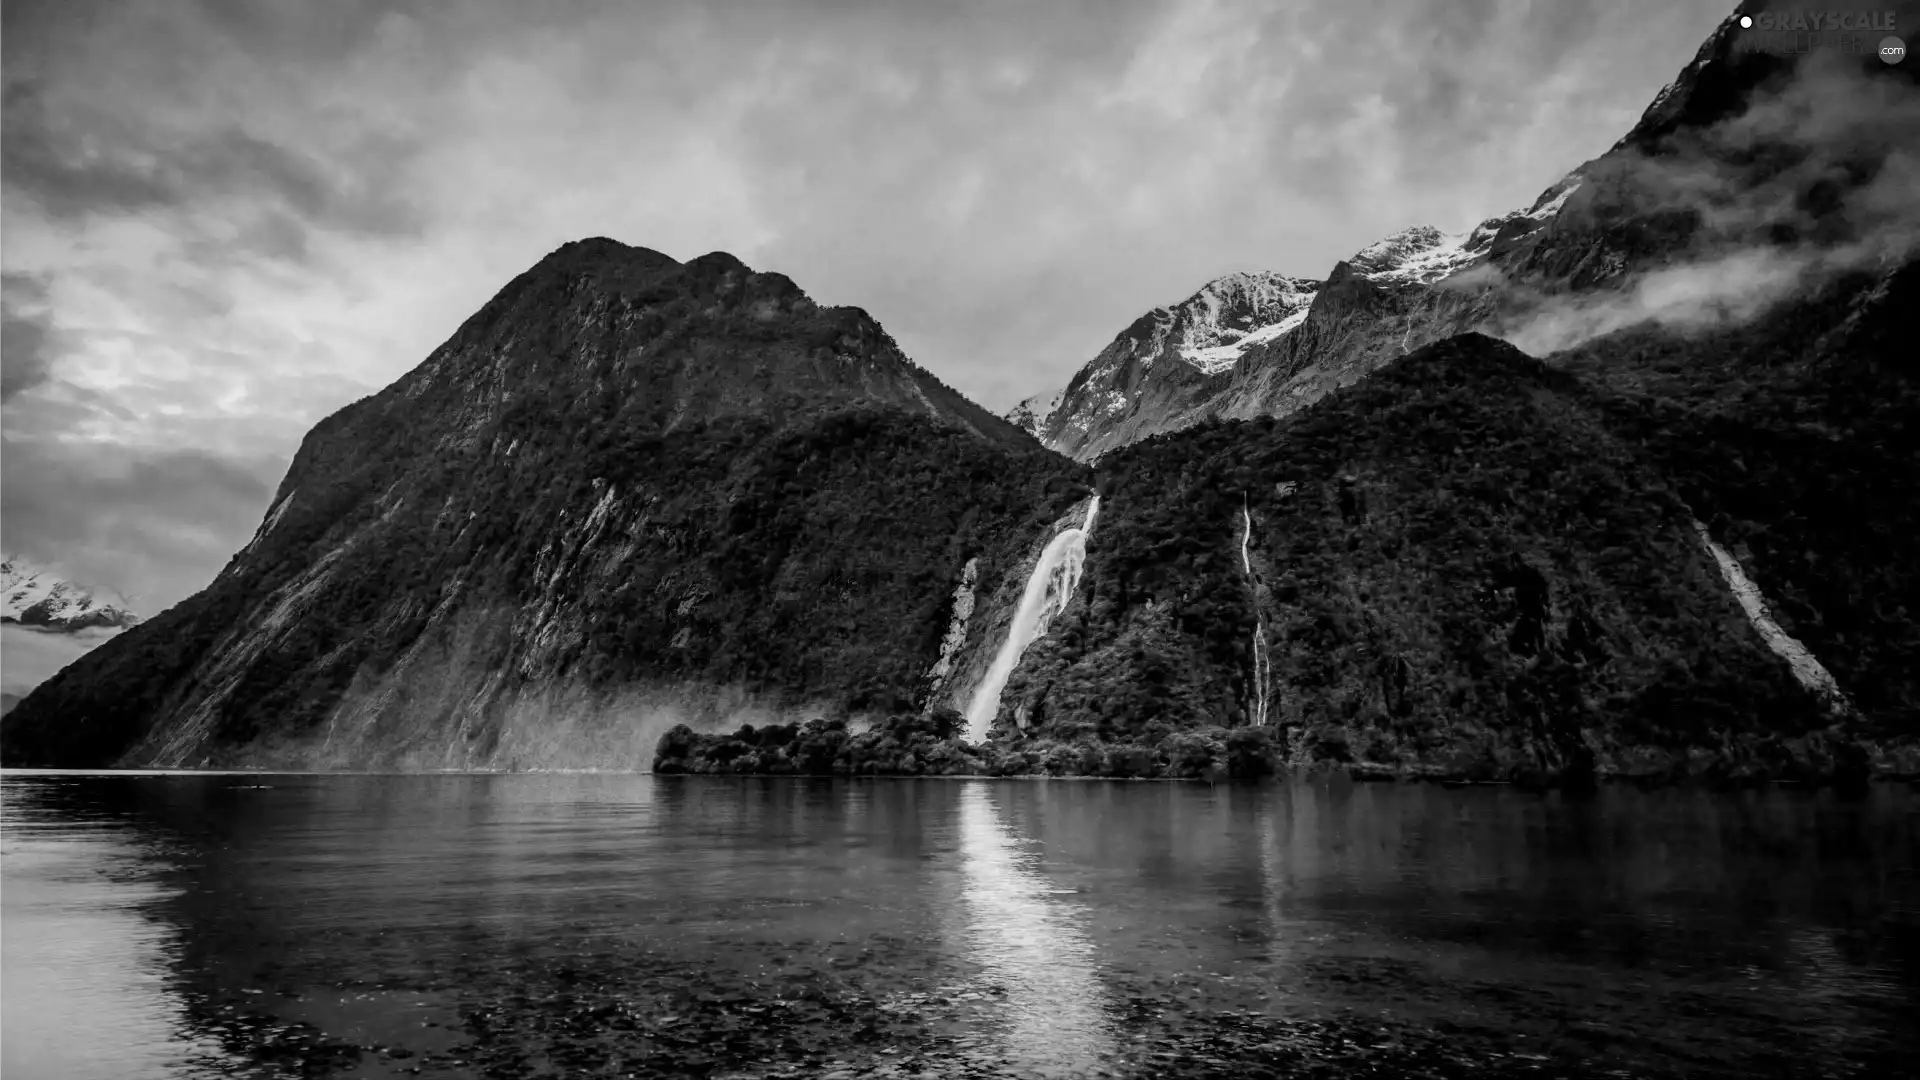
[{"left": 0, "top": 242, "right": 1088, "bottom": 769}]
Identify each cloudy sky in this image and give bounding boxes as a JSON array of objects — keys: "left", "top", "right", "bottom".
[{"left": 2, "top": 0, "right": 1735, "bottom": 613}]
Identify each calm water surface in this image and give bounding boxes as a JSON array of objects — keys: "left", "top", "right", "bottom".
[{"left": 2, "top": 773, "right": 1915, "bottom": 1079}]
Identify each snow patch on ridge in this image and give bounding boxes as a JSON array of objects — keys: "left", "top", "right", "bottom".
[
  {"left": 1005, "top": 390, "right": 1065, "bottom": 438},
  {"left": 1351, "top": 178, "right": 1584, "bottom": 286},
  {"left": 1173, "top": 273, "right": 1320, "bottom": 373}
]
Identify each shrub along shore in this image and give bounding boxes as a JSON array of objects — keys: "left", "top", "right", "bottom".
[{"left": 651, "top": 710, "right": 1903, "bottom": 789}]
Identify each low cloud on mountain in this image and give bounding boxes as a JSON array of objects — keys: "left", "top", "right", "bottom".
[{"left": 1497, "top": 48, "right": 1920, "bottom": 356}]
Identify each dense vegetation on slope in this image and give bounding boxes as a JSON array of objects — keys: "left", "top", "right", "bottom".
[
  {"left": 1, "top": 408, "right": 1086, "bottom": 768},
  {"left": 658, "top": 334, "right": 1891, "bottom": 784},
  {"left": 1556, "top": 261, "right": 1920, "bottom": 741}
]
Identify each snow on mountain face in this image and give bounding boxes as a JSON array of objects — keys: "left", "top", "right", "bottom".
[
  {"left": 1348, "top": 178, "right": 1584, "bottom": 286},
  {"left": 1014, "top": 170, "right": 1589, "bottom": 460},
  {"left": 1004, "top": 389, "right": 1064, "bottom": 439},
  {"left": 0, "top": 557, "right": 142, "bottom": 631},
  {"left": 1025, "top": 270, "right": 1324, "bottom": 460},
  {"left": 1169, "top": 272, "right": 1321, "bottom": 375}
]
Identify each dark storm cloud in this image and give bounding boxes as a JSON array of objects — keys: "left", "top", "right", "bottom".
[{"left": 0, "top": 439, "right": 282, "bottom": 611}]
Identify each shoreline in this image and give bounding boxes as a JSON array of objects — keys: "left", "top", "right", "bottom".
[{"left": 7, "top": 765, "right": 1915, "bottom": 790}]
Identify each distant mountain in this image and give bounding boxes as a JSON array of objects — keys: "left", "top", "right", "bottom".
[
  {"left": 1018, "top": 271, "right": 1320, "bottom": 461},
  {"left": 1014, "top": 4, "right": 1917, "bottom": 461},
  {"left": 1, "top": 557, "right": 141, "bottom": 632},
  {"left": 1004, "top": 388, "right": 1062, "bottom": 440}
]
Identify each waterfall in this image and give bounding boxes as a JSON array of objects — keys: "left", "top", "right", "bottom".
[
  {"left": 1692, "top": 519, "right": 1851, "bottom": 714},
  {"left": 1243, "top": 497, "right": 1270, "bottom": 727},
  {"left": 965, "top": 496, "right": 1100, "bottom": 743}
]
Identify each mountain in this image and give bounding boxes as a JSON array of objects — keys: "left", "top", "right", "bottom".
[
  {"left": 659, "top": 3, "right": 1920, "bottom": 782},
  {"left": 1019, "top": 271, "right": 1320, "bottom": 461},
  {"left": 8, "top": 3, "right": 1917, "bottom": 781},
  {"left": 1016, "top": 4, "right": 1918, "bottom": 461},
  {"left": 0, "top": 557, "right": 141, "bottom": 631},
  {"left": 0, "top": 241, "right": 1089, "bottom": 768},
  {"left": 662, "top": 332, "right": 1902, "bottom": 784}
]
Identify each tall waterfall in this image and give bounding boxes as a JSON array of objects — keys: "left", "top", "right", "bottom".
[
  {"left": 1243, "top": 497, "right": 1270, "bottom": 727},
  {"left": 964, "top": 495, "right": 1101, "bottom": 743}
]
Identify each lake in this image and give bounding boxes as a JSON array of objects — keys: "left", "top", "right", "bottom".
[{"left": 2, "top": 772, "right": 1915, "bottom": 1079}]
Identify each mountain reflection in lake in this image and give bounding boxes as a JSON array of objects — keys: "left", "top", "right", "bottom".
[{"left": 2, "top": 773, "right": 1915, "bottom": 1079}]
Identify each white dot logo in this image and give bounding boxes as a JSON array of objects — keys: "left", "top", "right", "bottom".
[
  {"left": 1883, "top": 36, "right": 1908, "bottom": 63},
  {"left": 1740, "top": 15, "right": 1754, "bottom": 28}
]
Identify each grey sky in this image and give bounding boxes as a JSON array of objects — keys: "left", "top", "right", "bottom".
[{"left": 1, "top": 0, "right": 1735, "bottom": 611}]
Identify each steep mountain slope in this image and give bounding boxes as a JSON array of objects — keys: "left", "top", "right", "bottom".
[
  {"left": 1, "top": 556, "right": 141, "bottom": 631},
  {"left": 0, "top": 241, "right": 1088, "bottom": 769}
]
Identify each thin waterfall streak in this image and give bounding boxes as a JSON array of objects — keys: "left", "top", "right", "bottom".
[
  {"left": 965, "top": 495, "right": 1101, "bottom": 743},
  {"left": 1242, "top": 497, "right": 1268, "bottom": 727},
  {"left": 1240, "top": 499, "right": 1253, "bottom": 577},
  {"left": 1691, "top": 519, "right": 1850, "bottom": 712}
]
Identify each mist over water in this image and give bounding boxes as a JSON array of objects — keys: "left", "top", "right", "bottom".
[{"left": 2, "top": 772, "right": 1916, "bottom": 1078}]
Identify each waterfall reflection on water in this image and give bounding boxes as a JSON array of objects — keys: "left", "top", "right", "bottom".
[{"left": 956, "top": 782, "right": 1115, "bottom": 1071}]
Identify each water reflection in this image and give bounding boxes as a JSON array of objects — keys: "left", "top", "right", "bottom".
[
  {"left": 955, "top": 782, "right": 1115, "bottom": 1071},
  {"left": 1, "top": 780, "right": 231, "bottom": 1079},
  {"left": 3, "top": 774, "right": 1916, "bottom": 1077}
]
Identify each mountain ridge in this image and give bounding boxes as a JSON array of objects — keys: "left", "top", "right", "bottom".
[{"left": 0, "top": 243, "right": 1083, "bottom": 769}]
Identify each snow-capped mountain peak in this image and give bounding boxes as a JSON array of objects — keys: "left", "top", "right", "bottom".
[
  {"left": 0, "top": 557, "right": 142, "bottom": 632},
  {"left": 1171, "top": 271, "right": 1321, "bottom": 375},
  {"left": 1005, "top": 388, "right": 1065, "bottom": 439},
  {"left": 1346, "top": 178, "right": 1584, "bottom": 287}
]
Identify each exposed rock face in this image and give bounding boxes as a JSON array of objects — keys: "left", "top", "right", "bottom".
[{"left": 0, "top": 242, "right": 1087, "bottom": 769}]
